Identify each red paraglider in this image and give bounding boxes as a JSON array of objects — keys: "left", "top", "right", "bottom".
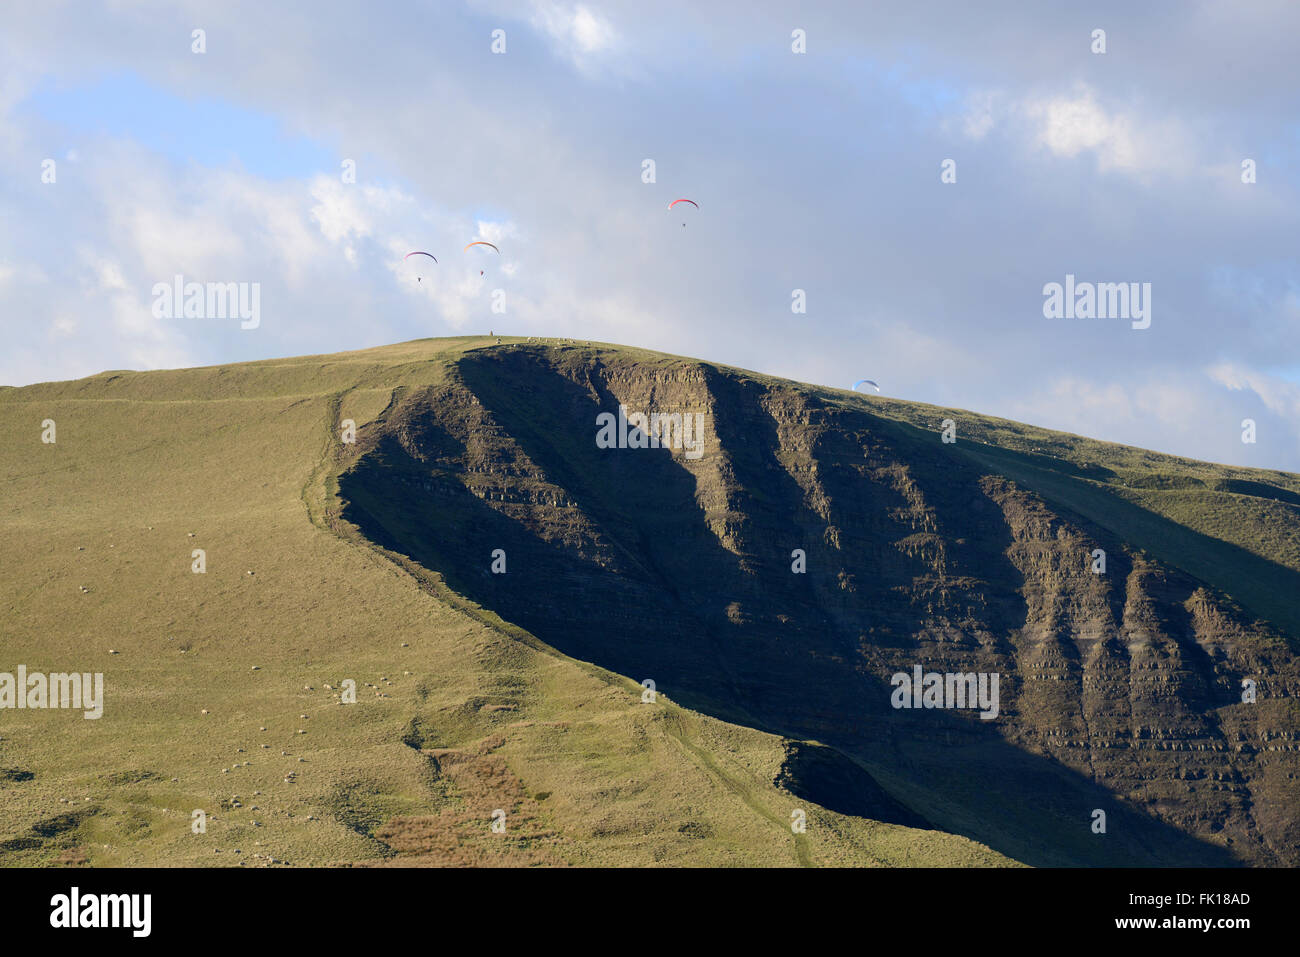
[{"left": 670, "top": 198, "right": 698, "bottom": 227}]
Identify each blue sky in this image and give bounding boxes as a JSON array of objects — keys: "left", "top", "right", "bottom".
[
  {"left": 20, "top": 72, "right": 336, "bottom": 180},
  {"left": 1, "top": 0, "right": 1298, "bottom": 470}
]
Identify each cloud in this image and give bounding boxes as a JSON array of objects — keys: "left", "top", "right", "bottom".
[
  {"left": 960, "top": 90, "right": 997, "bottom": 140},
  {"left": 1209, "top": 361, "right": 1300, "bottom": 420},
  {"left": 529, "top": 2, "right": 621, "bottom": 64},
  {"left": 1021, "top": 86, "right": 1185, "bottom": 175},
  {"left": 310, "top": 178, "right": 376, "bottom": 246}
]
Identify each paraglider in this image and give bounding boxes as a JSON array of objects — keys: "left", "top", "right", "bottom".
[
  {"left": 852, "top": 379, "right": 880, "bottom": 393},
  {"left": 465, "top": 241, "right": 499, "bottom": 275},
  {"left": 404, "top": 251, "right": 437, "bottom": 282},
  {"left": 670, "top": 198, "right": 698, "bottom": 227}
]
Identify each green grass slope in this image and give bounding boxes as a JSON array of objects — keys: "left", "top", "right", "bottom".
[{"left": 0, "top": 337, "right": 1012, "bottom": 867}]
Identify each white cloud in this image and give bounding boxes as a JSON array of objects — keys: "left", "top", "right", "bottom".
[
  {"left": 1209, "top": 361, "right": 1300, "bottom": 419},
  {"left": 1027, "top": 88, "right": 1143, "bottom": 170},
  {"left": 959, "top": 90, "right": 997, "bottom": 140},
  {"left": 1019, "top": 85, "right": 1196, "bottom": 177},
  {"left": 473, "top": 219, "right": 518, "bottom": 245},
  {"left": 309, "top": 177, "right": 411, "bottom": 246},
  {"left": 529, "top": 2, "right": 621, "bottom": 67},
  {"left": 569, "top": 6, "right": 614, "bottom": 53}
]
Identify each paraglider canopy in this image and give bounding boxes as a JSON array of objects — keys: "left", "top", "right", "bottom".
[
  {"left": 670, "top": 198, "right": 698, "bottom": 227},
  {"left": 405, "top": 251, "right": 437, "bottom": 282},
  {"left": 465, "top": 241, "right": 499, "bottom": 274},
  {"left": 852, "top": 379, "right": 880, "bottom": 393}
]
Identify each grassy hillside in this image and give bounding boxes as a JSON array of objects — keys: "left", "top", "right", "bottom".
[
  {"left": 0, "top": 337, "right": 1014, "bottom": 867},
  {"left": 3, "top": 335, "right": 1297, "bottom": 867},
  {"left": 334, "top": 338, "right": 1299, "bottom": 865}
]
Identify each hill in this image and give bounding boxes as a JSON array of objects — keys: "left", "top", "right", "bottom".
[{"left": 2, "top": 336, "right": 1297, "bottom": 866}]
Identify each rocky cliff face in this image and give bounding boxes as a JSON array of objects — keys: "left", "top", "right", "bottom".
[{"left": 339, "top": 344, "right": 1300, "bottom": 866}]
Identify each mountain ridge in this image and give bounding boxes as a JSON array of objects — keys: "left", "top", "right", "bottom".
[
  {"left": 339, "top": 339, "right": 1300, "bottom": 865},
  {"left": 2, "top": 336, "right": 1296, "bottom": 867}
]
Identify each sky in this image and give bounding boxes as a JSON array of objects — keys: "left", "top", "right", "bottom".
[{"left": 2, "top": 1, "right": 1298, "bottom": 470}]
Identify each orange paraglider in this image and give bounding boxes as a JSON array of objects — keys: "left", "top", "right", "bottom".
[{"left": 465, "top": 241, "right": 499, "bottom": 275}]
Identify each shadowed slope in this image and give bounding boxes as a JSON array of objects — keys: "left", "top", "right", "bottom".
[{"left": 339, "top": 343, "right": 1300, "bottom": 866}]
